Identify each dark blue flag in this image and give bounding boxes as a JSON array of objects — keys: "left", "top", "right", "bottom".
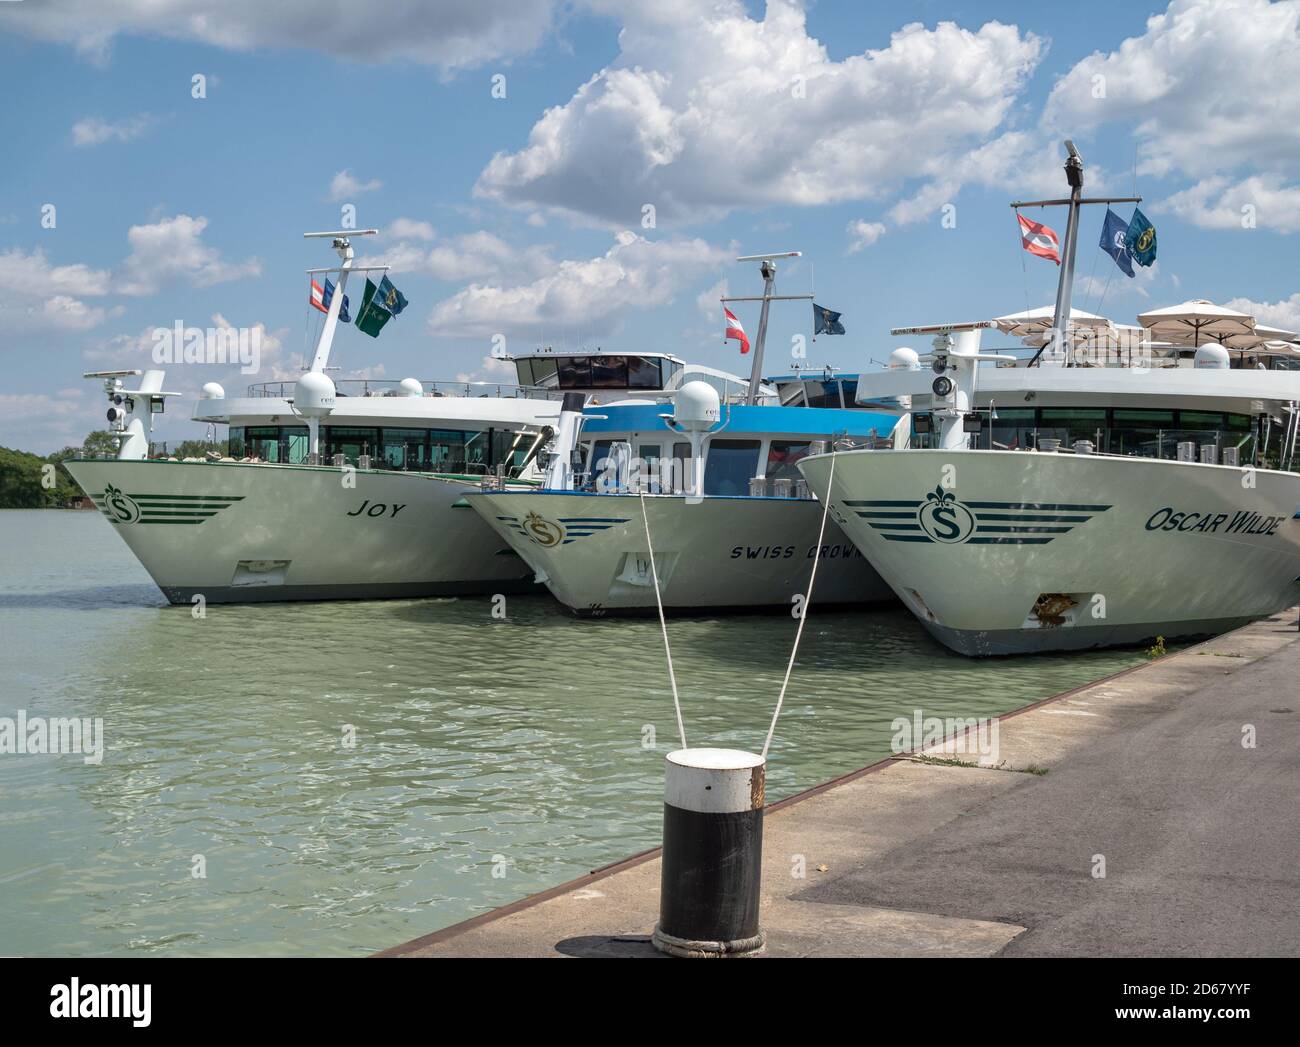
[
  {"left": 322, "top": 278, "right": 350, "bottom": 323},
  {"left": 1124, "top": 207, "right": 1157, "bottom": 268},
  {"left": 813, "top": 302, "right": 845, "bottom": 335},
  {"left": 1099, "top": 208, "right": 1135, "bottom": 278},
  {"left": 375, "top": 275, "right": 409, "bottom": 316}
]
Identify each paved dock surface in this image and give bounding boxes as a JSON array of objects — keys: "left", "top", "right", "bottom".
[{"left": 382, "top": 609, "right": 1300, "bottom": 958}]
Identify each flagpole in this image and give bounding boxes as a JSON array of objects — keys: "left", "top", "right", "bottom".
[
  {"left": 302, "top": 229, "right": 379, "bottom": 373},
  {"left": 1011, "top": 143, "right": 1141, "bottom": 368},
  {"left": 724, "top": 251, "right": 810, "bottom": 405},
  {"left": 1049, "top": 142, "right": 1084, "bottom": 366}
]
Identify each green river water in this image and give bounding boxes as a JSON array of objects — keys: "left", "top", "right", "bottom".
[{"left": 0, "top": 509, "right": 1146, "bottom": 955}]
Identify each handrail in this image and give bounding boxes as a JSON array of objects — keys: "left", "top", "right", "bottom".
[{"left": 242, "top": 379, "right": 562, "bottom": 400}]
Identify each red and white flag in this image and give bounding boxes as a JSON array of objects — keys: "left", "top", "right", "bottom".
[
  {"left": 724, "top": 307, "right": 750, "bottom": 354},
  {"left": 309, "top": 279, "right": 328, "bottom": 314},
  {"left": 1017, "top": 213, "right": 1061, "bottom": 265}
]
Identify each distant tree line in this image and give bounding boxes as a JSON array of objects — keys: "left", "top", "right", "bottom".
[{"left": 0, "top": 431, "right": 227, "bottom": 508}]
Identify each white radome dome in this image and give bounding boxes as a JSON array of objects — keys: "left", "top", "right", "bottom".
[
  {"left": 672, "top": 380, "right": 721, "bottom": 431},
  {"left": 201, "top": 382, "right": 226, "bottom": 399},
  {"left": 399, "top": 377, "right": 424, "bottom": 397},
  {"left": 294, "top": 371, "right": 337, "bottom": 417},
  {"left": 888, "top": 347, "right": 920, "bottom": 371},
  {"left": 1193, "top": 344, "right": 1230, "bottom": 370}
]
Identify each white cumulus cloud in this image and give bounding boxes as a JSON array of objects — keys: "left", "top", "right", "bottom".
[
  {"left": 1160, "top": 175, "right": 1300, "bottom": 234},
  {"left": 0, "top": 0, "right": 562, "bottom": 75},
  {"left": 71, "top": 113, "right": 154, "bottom": 147},
  {"left": 329, "top": 170, "right": 382, "bottom": 202},
  {"left": 427, "top": 231, "right": 730, "bottom": 339},
  {"left": 1044, "top": 0, "right": 1300, "bottom": 181},
  {"left": 116, "top": 214, "right": 262, "bottom": 295},
  {"left": 846, "top": 220, "right": 886, "bottom": 253},
  {"left": 476, "top": 0, "right": 1044, "bottom": 225}
]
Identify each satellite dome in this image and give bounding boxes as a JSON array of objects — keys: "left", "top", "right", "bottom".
[
  {"left": 200, "top": 382, "right": 226, "bottom": 399},
  {"left": 1193, "top": 344, "right": 1230, "bottom": 370},
  {"left": 399, "top": 377, "right": 423, "bottom": 397},
  {"left": 888, "top": 347, "right": 920, "bottom": 371},
  {"left": 293, "top": 371, "right": 337, "bottom": 417},
  {"left": 672, "top": 380, "right": 721, "bottom": 431}
]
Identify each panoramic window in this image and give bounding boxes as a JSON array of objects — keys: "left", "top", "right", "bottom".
[
  {"left": 590, "top": 356, "right": 629, "bottom": 388},
  {"left": 381, "top": 428, "right": 428, "bottom": 470},
  {"left": 627, "top": 356, "right": 664, "bottom": 389},
  {"left": 556, "top": 357, "right": 593, "bottom": 388},
  {"left": 428, "top": 429, "right": 467, "bottom": 472},
  {"left": 766, "top": 440, "right": 813, "bottom": 480},
  {"left": 703, "top": 439, "right": 761, "bottom": 495},
  {"left": 324, "top": 427, "right": 378, "bottom": 464}
]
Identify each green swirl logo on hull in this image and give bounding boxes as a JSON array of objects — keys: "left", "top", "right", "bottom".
[
  {"left": 918, "top": 486, "right": 976, "bottom": 543},
  {"left": 844, "top": 490, "right": 1112, "bottom": 546},
  {"left": 93, "top": 486, "right": 245, "bottom": 525},
  {"left": 496, "top": 511, "right": 631, "bottom": 547},
  {"left": 102, "top": 484, "right": 141, "bottom": 524}
]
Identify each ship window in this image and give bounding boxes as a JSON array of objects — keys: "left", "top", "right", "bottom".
[
  {"left": 282, "top": 427, "right": 309, "bottom": 464},
  {"left": 381, "top": 427, "right": 429, "bottom": 471},
  {"left": 1108, "top": 410, "right": 1177, "bottom": 458},
  {"left": 228, "top": 426, "right": 246, "bottom": 458},
  {"left": 324, "top": 427, "right": 378, "bottom": 465},
  {"left": 245, "top": 426, "right": 283, "bottom": 462},
  {"left": 1037, "top": 408, "right": 1107, "bottom": 448},
  {"left": 628, "top": 357, "right": 663, "bottom": 389},
  {"left": 464, "top": 429, "right": 489, "bottom": 473},
  {"left": 557, "top": 357, "right": 592, "bottom": 388},
  {"left": 1113, "top": 408, "right": 1175, "bottom": 425},
  {"left": 1177, "top": 411, "right": 1226, "bottom": 429},
  {"left": 984, "top": 408, "right": 1034, "bottom": 451},
  {"left": 427, "top": 430, "right": 467, "bottom": 472},
  {"left": 523, "top": 358, "right": 560, "bottom": 387},
  {"left": 766, "top": 440, "right": 813, "bottom": 480},
  {"left": 1225, "top": 413, "right": 1253, "bottom": 431},
  {"left": 492, "top": 429, "right": 531, "bottom": 476},
  {"left": 587, "top": 440, "right": 614, "bottom": 476},
  {"left": 704, "top": 439, "right": 761, "bottom": 496},
  {"left": 591, "top": 356, "right": 629, "bottom": 388}
]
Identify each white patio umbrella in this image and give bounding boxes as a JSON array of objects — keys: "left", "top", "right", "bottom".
[
  {"left": 1219, "top": 323, "right": 1298, "bottom": 350},
  {"left": 994, "top": 305, "right": 1112, "bottom": 339},
  {"left": 1136, "top": 299, "right": 1255, "bottom": 347}
]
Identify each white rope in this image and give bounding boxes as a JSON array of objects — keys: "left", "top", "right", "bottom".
[
  {"left": 641, "top": 491, "right": 688, "bottom": 750},
  {"left": 762, "top": 451, "right": 837, "bottom": 759}
]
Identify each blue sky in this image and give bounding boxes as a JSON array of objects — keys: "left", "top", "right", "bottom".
[{"left": 1, "top": 0, "right": 1297, "bottom": 452}]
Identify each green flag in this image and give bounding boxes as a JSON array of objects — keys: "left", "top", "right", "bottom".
[{"left": 355, "top": 278, "right": 392, "bottom": 338}]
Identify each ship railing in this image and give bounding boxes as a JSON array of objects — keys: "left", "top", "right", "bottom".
[{"left": 242, "top": 379, "right": 563, "bottom": 400}]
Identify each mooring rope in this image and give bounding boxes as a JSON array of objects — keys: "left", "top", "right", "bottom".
[
  {"left": 641, "top": 491, "right": 688, "bottom": 750},
  {"left": 762, "top": 450, "right": 837, "bottom": 759}
]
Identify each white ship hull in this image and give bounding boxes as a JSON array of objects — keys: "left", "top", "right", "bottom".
[
  {"left": 799, "top": 449, "right": 1300, "bottom": 655},
  {"left": 65, "top": 458, "right": 536, "bottom": 604},
  {"left": 467, "top": 490, "right": 896, "bottom": 615}
]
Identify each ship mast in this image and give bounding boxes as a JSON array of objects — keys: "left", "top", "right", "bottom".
[
  {"left": 722, "top": 251, "right": 812, "bottom": 404},
  {"left": 302, "top": 229, "right": 388, "bottom": 373},
  {"left": 1013, "top": 141, "right": 1141, "bottom": 366}
]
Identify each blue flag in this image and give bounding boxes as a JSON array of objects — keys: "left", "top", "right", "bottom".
[
  {"left": 375, "top": 275, "right": 408, "bottom": 316},
  {"left": 813, "top": 302, "right": 845, "bottom": 335},
  {"left": 322, "top": 278, "right": 350, "bottom": 323},
  {"left": 1124, "top": 207, "right": 1157, "bottom": 268},
  {"left": 1099, "top": 209, "right": 1135, "bottom": 278}
]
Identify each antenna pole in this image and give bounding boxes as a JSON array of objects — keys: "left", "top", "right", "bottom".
[
  {"left": 745, "top": 260, "right": 778, "bottom": 404},
  {"left": 1049, "top": 140, "right": 1084, "bottom": 365},
  {"left": 304, "top": 229, "right": 378, "bottom": 374},
  {"left": 310, "top": 238, "right": 354, "bottom": 373}
]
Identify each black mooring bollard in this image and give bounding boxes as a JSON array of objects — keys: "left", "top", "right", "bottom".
[{"left": 652, "top": 748, "right": 766, "bottom": 958}]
